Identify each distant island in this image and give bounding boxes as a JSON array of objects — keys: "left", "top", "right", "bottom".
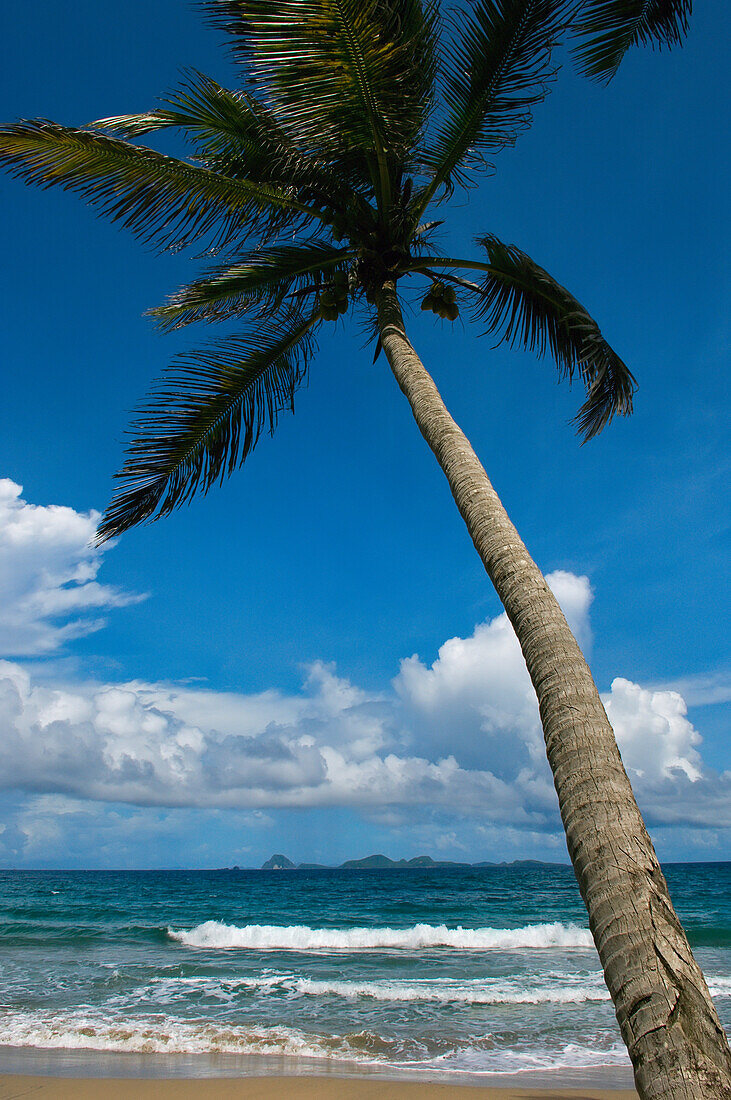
[
  {"left": 261, "top": 854, "right": 297, "bottom": 870},
  {"left": 256, "top": 852, "right": 567, "bottom": 871}
]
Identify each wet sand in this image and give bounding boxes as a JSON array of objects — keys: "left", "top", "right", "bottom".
[{"left": 0, "top": 1074, "right": 638, "bottom": 1099}]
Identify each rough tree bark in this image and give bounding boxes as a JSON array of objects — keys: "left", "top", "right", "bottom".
[{"left": 376, "top": 281, "right": 731, "bottom": 1099}]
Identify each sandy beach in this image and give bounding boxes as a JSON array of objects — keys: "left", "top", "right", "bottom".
[{"left": 0, "top": 1076, "right": 638, "bottom": 1099}]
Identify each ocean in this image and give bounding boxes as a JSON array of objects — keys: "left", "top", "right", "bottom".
[{"left": 0, "top": 863, "right": 728, "bottom": 1086}]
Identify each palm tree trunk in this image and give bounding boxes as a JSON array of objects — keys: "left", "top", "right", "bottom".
[{"left": 376, "top": 281, "right": 731, "bottom": 1100}]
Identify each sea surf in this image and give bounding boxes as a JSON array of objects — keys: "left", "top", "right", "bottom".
[{"left": 0, "top": 863, "right": 728, "bottom": 1084}]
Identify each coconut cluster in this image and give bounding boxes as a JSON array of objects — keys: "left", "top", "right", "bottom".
[
  {"left": 421, "top": 281, "right": 458, "bottom": 320},
  {"left": 318, "top": 270, "right": 349, "bottom": 320}
]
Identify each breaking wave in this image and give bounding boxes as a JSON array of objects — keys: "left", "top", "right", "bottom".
[
  {"left": 277, "top": 975, "right": 609, "bottom": 1004},
  {"left": 116, "top": 970, "right": 731, "bottom": 1009},
  {"left": 145, "top": 971, "right": 611, "bottom": 1005},
  {"left": 167, "top": 920, "right": 595, "bottom": 951},
  {"left": 0, "top": 1009, "right": 342, "bottom": 1058},
  {"left": 0, "top": 1007, "right": 630, "bottom": 1073}
]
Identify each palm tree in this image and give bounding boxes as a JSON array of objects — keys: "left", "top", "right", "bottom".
[{"left": 1, "top": 2, "right": 726, "bottom": 1096}]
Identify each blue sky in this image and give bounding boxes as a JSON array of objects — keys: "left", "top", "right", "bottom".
[{"left": 0, "top": 1, "right": 728, "bottom": 869}]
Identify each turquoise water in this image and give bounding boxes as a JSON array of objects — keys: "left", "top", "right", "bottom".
[{"left": 0, "top": 864, "right": 728, "bottom": 1083}]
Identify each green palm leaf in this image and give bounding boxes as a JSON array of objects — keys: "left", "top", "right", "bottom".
[
  {"left": 203, "top": 0, "right": 438, "bottom": 195},
  {"left": 468, "top": 234, "right": 636, "bottom": 439},
  {"left": 416, "top": 0, "right": 570, "bottom": 211},
  {"left": 95, "top": 70, "right": 361, "bottom": 205},
  {"left": 97, "top": 309, "right": 319, "bottom": 540},
  {"left": 0, "top": 120, "right": 324, "bottom": 252},
  {"left": 573, "top": 0, "right": 692, "bottom": 82},
  {"left": 151, "top": 242, "right": 353, "bottom": 330}
]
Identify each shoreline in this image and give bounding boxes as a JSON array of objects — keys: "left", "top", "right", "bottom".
[
  {"left": 0, "top": 1075, "right": 639, "bottom": 1099},
  {"left": 0, "top": 1046, "right": 635, "bottom": 1089},
  {"left": 0, "top": 1049, "right": 638, "bottom": 1097}
]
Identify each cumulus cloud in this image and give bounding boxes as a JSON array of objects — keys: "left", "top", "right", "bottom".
[
  {"left": 0, "top": 479, "right": 142, "bottom": 656},
  {"left": 394, "top": 571, "right": 592, "bottom": 778},
  {"left": 0, "top": 573, "right": 728, "bottom": 833},
  {"left": 0, "top": 478, "right": 726, "bottom": 852},
  {"left": 604, "top": 679, "right": 703, "bottom": 783},
  {"left": 0, "top": 658, "right": 538, "bottom": 822}
]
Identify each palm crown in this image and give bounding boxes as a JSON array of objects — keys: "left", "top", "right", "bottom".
[{"left": 0, "top": 0, "right": 691, "bottom": 540}]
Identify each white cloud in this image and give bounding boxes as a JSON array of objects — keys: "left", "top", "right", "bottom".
[
  {"left": 604, "top": 678, "right": 703, "bottom": 783},
  {"left": 0, "top": 658, "right": 539, "bottom": 821},
  {"left": 0, "top": 479, "right": 142, "bottom": 656},
  {"left": 394, "top": 570, "right": 592, "bottom": 777},
  {"left": 0, "top": 574, "right": 727, "bottom": 834},
  {"left": 0, "top": 478, "right": 726, "bottom": 853}
]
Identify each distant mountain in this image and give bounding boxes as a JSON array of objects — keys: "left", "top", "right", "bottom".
[
  {"left": 261, "top": 853, "right": 296, "bottom": 870},
  {"left": 340, "top": 853, "right": 402, "bottom": 869},
  {"left": 340, "top": 853, "right": 460, "bottom": 869},
  {"left": 259, "top": 853, "right": 565, "bottom": 871},
  {"left": 472, "top": 858, "right": 566, "bottom": 869}
]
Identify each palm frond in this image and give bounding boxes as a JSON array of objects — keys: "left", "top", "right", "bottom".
[
  {"left": 95, "top": 70, "right": 364, "bottom": 206},
  {"left": 150, "top": 241, "right": 353, "bottom": 329},
  {"left": 95, "top": 70, "right": 265, "bottom": 148},
  {"left": 416, "top": 0, "right": 569, "bottom": 211},
  {"left": 97, "top": 309, "right": 319, "bottom": 540},
  {"left": 573, "top": 0, "right": 692, "bottom": 82},
  {"left": 202, "top": 1, "right": 438, "bottom": 180},
  {"left": 0, "top": 120, "right": 324, "bottom": 252},
  {"left": 467, "top": 235, "right": 636, "bottom": 439}
]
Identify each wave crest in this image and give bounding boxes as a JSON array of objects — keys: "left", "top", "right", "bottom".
[
  {"left": 146, "top": 972, "right": 611, "bottom": 1006},
  {"left": 167, "top": 920, "right": 594, "bottom": 952}
]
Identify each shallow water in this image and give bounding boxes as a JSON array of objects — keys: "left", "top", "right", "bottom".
[{"left": 0, "top": 863, "right": 728, "bottom": 1083}]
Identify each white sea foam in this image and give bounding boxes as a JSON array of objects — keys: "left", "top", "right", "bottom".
[
  {"left": 0, "top": 1007, "right": 630, "bottom": 1072},
  {"left": 145, "top": 972, "right": 610, "bottom": 1005},
  {"left": 0, "top": 1009, "right": 338, "bottom": 1058},
  {"left": 285, "top": 976, "right": 610, "bottom": 1004},
  {"left": 425, "top": 1038, "right": 630, "bottom": 1075},
  {"left": 136, "top": 969, "right": 731, "bottom": 1007},
  {"left": 709, "top": 977, "right": 731, "bottom": 997},
  {"left": 167, "top": 920, "right": 595, "bottom": 951}
]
